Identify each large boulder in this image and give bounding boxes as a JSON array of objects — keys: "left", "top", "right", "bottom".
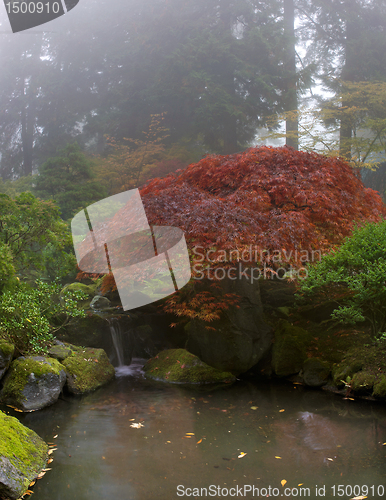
[
  {"left": 143, "top": 349, "right": 236, "bottom": 384},
  {"left": 62, "top": 347, "right": 115, "bottom": 394},
  {"left": 58, "top": 313, "right": 111, "bottom": 348},
  {"left": 1, "top": 357, "right": 66, "bottom": 412},
  {"left": 186, "top": 277, "right": 272, "bottom": 374},
  {"left": 0, "top": 411, "right": 48, "bottom": 500},
  {"left": 0, "top": 342, "right": 14, "bottom": 381}
]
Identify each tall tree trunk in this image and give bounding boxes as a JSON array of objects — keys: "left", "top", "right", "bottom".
[
  {"left": 283, "top": 0, "right": 298, "bottom": 150},
  {"left": 339, "top": 3, "right": 359, "bottom": 160},
  {"left": 220, "top": 2, "right": 238, "bottom": 155},
  {"left": 21, "top": 83, "right": 35, "bottom": 177},
  {"left": 20, "top": 37, "right": 41, "bottom": 177}
]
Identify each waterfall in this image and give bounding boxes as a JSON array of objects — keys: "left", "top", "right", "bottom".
[{"left": 108, "top": 318, "right": 125, "bottom": 366}]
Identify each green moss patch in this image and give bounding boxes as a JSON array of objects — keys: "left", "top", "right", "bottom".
[
  {"left": 272, "top": 320, "right": 311, "bottom": 377},
  {"left": 0, "top": 342, "right": 15, "bottom": 358},
  {"left": 331, "top": 343, "right": 386, "bottom": 397},
  {"left": 48, "top": 344, "right": 73, "bottom": 361},
  {"left": 143, "top": 349, "right": 236, "bottom": 385},
  {"left": 62, "top": 348, "right": 115, "bottom": 394},
  {"left": 0, "top": 410, "right": 48, "bottom": 499}
]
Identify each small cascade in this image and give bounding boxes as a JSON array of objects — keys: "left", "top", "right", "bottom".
[{"left": 108, "top": 318, "right": 125, "bottom": 366}]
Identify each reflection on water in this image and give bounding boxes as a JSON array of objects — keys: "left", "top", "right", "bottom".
[{"left": 3, "top": 359, "right": 386, "bottom": 500}]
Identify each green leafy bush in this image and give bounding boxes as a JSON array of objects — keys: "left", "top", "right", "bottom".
[
  {"left": 298, "top": 219, "right": 386, "bottom": 336},
  {"left": 0, "top": 280, "right": 86, "bottom": 354},
  {"left": 0, "top": 192, "right": 73, "bottom": 282},
  {"left": 0, "top": 243, "right": 16, "bottom": 293}
]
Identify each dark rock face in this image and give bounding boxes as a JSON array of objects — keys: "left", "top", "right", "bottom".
[
  {"left": 0, "top": 411, "right": 48, "bottom": 500},
  {"left": 302, "top": 358, "right": 330, "bottom": 387},
  {"left": 1, "top": 357, "right": 66, "bottom": 412},
  {"left": 259, "top": 278, "right": 297, "bottom": 309},
  {"left": 271, "top": 320, "right": 310, "bottom": 377},
  {"left": 186, "top": 277, "right": 273, "bottom": 374},
  {"left": 0, "top": 342, "right": 14, "bottom": 381},
  {"left": 58, "top": 314, "right": 134, "bottom": 365}
]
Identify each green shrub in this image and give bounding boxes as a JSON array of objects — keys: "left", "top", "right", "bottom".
[
  {"left": 0, "top": 280, "right": 86, "bottom": 354},
  {"left": 298, "top": 219, "right": 386, "bottom": 336}
]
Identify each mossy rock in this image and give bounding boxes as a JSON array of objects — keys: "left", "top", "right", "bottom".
[
  {"left": 1, "top": 357, "right": 66, "bottom": 412},
  {"left": 332, "top": 359, "right": 366, "bottom": 387},
  {"left": 302, "top": 358, "right": 330, "bottom": 387},
  {"left": 90, "top": 295, "right": 111, "bottom": 311},
  {"left": 61, "top": 282, "right": 96, "bottom": 297},
  {"left": 0, "top": 342, "right": 14, "bottom": 380},
  {"left": 48, "top": 344, "right": 73, "bottom": 361},
  {"left": 58, "top": 314, "right": 109, "bottom": 348},
  {"left": 351, "top": 370, "right": 376, "bottom": 393},
  {"left": 0, "top": 410, "right": 48, "bottom": 500},
  {"left": 143, "top": 349, "right": 236, "bottom": 385},
  {"left": 272, "top": 320, "right": 311, "bottom": 377},
  {"left": 373, "top": 374, "right": 386, "bottom": 398},
  {"left": 62, "top": 348, "right": 115, "bottom": 394}
]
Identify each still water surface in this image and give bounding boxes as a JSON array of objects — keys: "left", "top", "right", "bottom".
[{"left": 6, "top": 360, "right": 386, "bottom": 500}]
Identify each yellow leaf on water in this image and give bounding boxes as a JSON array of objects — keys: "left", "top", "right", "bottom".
[
  {"left": 281, "top": 480, "right": 287, "bottom": 487},
  {"left": 197, "top": 439, "right": 202, "bottom": 444},
  {"left": 53, "top": 435, "right": 58, "bottom": 439},
  {"left": 186, "top": 433, "right": 195, "bottom": 435},
  {"left": 279, "top": 409, "right": 285, "bottom": 412},
  {"left": 238, "top": 452, "right": 247, "bottom": 458},
  {"left": 327, "top": 458, "right": 334, "bottom": 461},
  {"left": 382, "top": 442, "right": 386, "bottom": 446},
  {"left": 250, "top": 406, "right": 258, "bottom": 410},
  {"left": 48, "top": 448, "right": 57, "bottom": 454},
  {"left": 298, "top": 484, "right": 303, "bottom": 487},
  {"left": 350, "top": 496, "right": 367, "bottom": 500},
  {"left": 275, "top": 456, "right": 282, "bottom": 459}
]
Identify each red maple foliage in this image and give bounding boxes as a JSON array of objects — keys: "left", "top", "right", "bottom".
[
  {"left": 141, "top": 146, "right": 386, "bottom": 263},
  {"left": 78, "top": 146, "right": 386, "bottom": 320}
]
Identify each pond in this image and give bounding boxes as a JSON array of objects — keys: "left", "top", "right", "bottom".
[{"left": 3, "top": 360, "right": 386, "bottom": 500}]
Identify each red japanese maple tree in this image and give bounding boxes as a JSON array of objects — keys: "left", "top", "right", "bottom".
[
  {"left": 141, "top": 146, "right": 385, "bottom": 261},
  {"left": 81, "top": 146, "right": 386, "bottom": 321}
]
